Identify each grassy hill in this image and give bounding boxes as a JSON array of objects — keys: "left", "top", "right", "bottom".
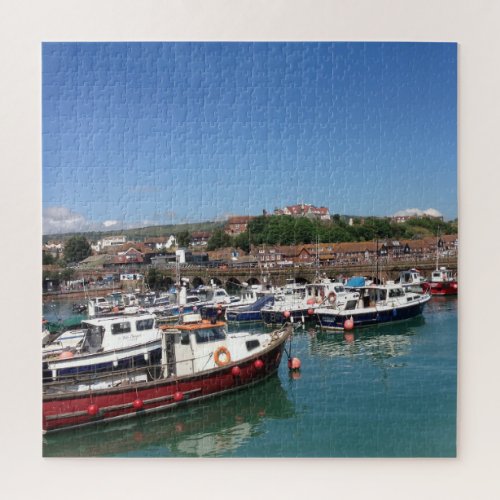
[{"left": 43, "top": 221, "right": 224, "bottom": 243}]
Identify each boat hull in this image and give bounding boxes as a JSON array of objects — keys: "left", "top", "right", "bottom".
[
  {"left": 261, "top": 308, "right": 315, "bottom": 326},
  {"left": 226, "top": 310, "right": 264, "bottom": 323},
  {"left": 316, "top": 298, "right": 429, "bottom": 330},
  {"left": 426, "top": 281, "right": 458, "bottom": 296},
  {"left": 43, "top": 335, "right": 288, "bottom": 433}
]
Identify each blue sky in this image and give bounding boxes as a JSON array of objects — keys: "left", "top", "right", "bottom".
[{"left": 42, "top": 42, "right": 457, "bottom": 234}]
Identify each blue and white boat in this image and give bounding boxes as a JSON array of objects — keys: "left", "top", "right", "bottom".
[
  {"left": 42, "top": 313, "right": 162, "bottom": 382},
  {"left": 226, "top": 294, "right": 276, "bottom": 323},
  {"left": 261, "top": 279, "right": 355, "bottom": 326},
  {"left": 315, "top": 283, "right": 431, "bottom": 330}
]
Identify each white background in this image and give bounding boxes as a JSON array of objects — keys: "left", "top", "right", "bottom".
[{"left": 0, "top": 1, "right": 499, "bottom": 499}]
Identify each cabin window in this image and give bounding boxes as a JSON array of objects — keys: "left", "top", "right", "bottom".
[
  {"left": 388, "top": 289, "right": 404, "bottom": 298},
  {"left": 344, "top": 300, "right": 358, "bottom": 310},
  {"left": 334, "top": 286, "right": 345, "bottom": 293},
  {"left": 180, "top": 332, "right": 190, "bottom": 345},
  {"left": 246, "top": 339, "right": 260, "bottom": 351},
  {"left": 194, "top": 327, "right": 226, "bottom": 344},
  {"left": 82, "top": 325, "right": 104, "bottom": 352},
  {"left": 111, "top": 321, "right": 131, "bottom": 334},
  {"left": 136, "top": 318, "right": 154, "bottom": 331}
]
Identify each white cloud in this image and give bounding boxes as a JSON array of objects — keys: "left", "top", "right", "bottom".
[
  {"left": 393, "top": 208, "right": 443, "bottom": 218},
  {"left": 43, "top": 207, "right": 92, "bottom": 234},
  {"left": 43, "top": 206, "right": 164, "bottom": 235}
]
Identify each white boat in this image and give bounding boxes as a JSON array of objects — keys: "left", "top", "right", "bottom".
[
  {"left": 42, "top": 313, "right": 162, "bottom": 382},
  {"left": 315, "top": 283, "right": 431, "bottom": 330},
  {"left": 395, "top": 269, "right": 427, "bottom": 293},
  {"left": 261, "top": 279, "right": 356, "bottom": 325}
]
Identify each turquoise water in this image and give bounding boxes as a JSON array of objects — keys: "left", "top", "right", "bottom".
[{"left": 42, "top": 298, "right": 457, "bottom": 457}]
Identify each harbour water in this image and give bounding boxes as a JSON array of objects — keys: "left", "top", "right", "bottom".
[{"left": 42, "top": 297, "right": 457, "bottom": 457}]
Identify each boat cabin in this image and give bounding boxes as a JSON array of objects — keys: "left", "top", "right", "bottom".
[
  {"left": 397, "top": 269, "right": 424, "bottom": 285},
  {"left": 79, "top": 314, "right": 160, "bottom": 354},
  {"left": 431, "top": 267, "right": 455, "bottom": 283},
  {"left": 160, "top": 313, "right": 260, "bottom": 378}
]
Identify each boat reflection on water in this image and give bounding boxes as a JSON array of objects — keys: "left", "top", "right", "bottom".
[
  {"left": 43, "top": 375, "right": 294, "bottom": 457},
  {"left": 308, "top": 316, "right": 425, "bottom": 367}
]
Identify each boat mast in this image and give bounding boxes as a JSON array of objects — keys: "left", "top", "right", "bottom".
[{"left": 435, "top": 227, "right": 440, "bottom": 270}]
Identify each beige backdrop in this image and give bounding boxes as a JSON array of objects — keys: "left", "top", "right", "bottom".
[{"left": 0, "top": 1, "right": 499, "bottom": 499}]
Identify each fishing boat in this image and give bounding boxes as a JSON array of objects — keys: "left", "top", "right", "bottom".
[
  {"left": 42, "top": 313, "right": 292, "bottom": 433},
  {"left": 315, "top": 283, "right": 431, "bottom": 330},
  {"left": 424, "top": 267, "right": 458, "bottom": 296},
  {"left": 42, "top": 313, "right": 162, "bottom": 381},
  {"left": 260, "top": 279, "right": 355, "bottom": 326}
]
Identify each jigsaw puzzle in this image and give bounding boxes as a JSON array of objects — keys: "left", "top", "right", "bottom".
[{"left": 41, "top": 42, "right": 457, "bottom": 457}]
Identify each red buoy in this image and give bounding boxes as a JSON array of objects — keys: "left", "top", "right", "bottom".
[
  {"left": 288, "top": 357, "right": 302, "bottom": 370},
  {"left": 254, "top": 359, "right": 264, "bottom": 370},
  {"left": 306, "top": 298, "right": 315, "bottom": 305},
  {"left": 283, "top": 310, "right": 291, "bottom": 319},
  {"left": 132, "top": 398, "right": 144, "bottom": 410},
  {"left": 87, "top": 403, "right": 99, "bottom": 416},
  {"left": 173, "top": 391, "right": 184, "bottom": 402},
  {"left": 307, "top": 308, "right": 314, "bottom": 316},
  {"left": 193, "top": 306, "right": 198, "bottom": 312},
  {"left": 58, "top": 350, "right": 74, "bottom": 360},
  {"left": 231, "top": 366, "right": 241, "bottom": 377},
  {"left": 344, "top": 318, "right": 354, "bottom": 331}
]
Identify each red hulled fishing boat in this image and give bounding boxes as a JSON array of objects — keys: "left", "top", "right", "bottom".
[
  {"left": 43, "top": 314, "right": 292, "bottom": 433},
  {"left": 423, "top": 267, "right": 458, "bottom": 296}
]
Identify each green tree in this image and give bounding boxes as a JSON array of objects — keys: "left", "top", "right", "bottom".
[
  {"left": 207, "top": 229, "right": 233, "bottom": 250},
  {"left": 233, "top": 232, "right": 251, "bottom": 253},
  {"left": 42, "top": 252, "right": 55, "bottom": 265},
  {"left": 64, "top": 236, "right": 92, "bottom": 263},
  {"left": 176, "top": 230, "right": 191, "bottom": 247}
]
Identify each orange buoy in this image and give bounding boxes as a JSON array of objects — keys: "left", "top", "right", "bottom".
[{"left": 344, "top": 318, "right": 354, "bottom": 330}]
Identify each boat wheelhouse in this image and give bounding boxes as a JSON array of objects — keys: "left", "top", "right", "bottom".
[
  {"left": 315, "top": 283, "right": 431, "bottom": 330},
  {"left": 42, "top": 313, "right": 292, "bottom": 432}
]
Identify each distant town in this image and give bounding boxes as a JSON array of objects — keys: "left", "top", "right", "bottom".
[{"left": 43, "top": 203, "right": 457, "bottom": 293}]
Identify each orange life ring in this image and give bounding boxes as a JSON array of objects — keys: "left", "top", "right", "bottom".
[
  {"left": 328, "top": 292, "right": 336, "bottom": 305},
  {"left": 214, "top": 346, "right": 231, "bottom": 367}
]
